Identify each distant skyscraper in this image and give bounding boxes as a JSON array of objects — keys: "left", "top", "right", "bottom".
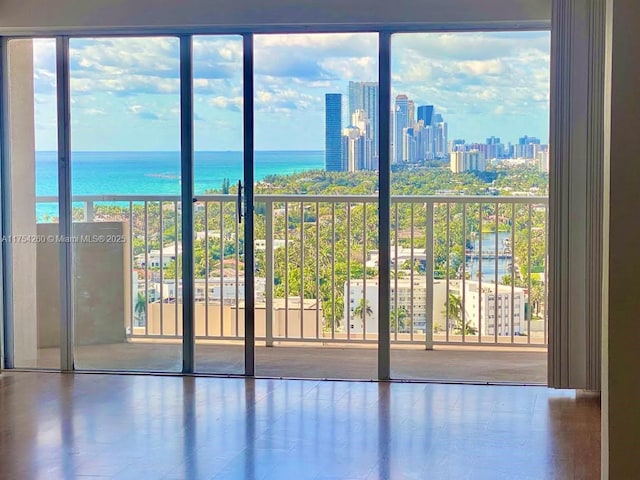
[
  {"left": 407, "top": 100, "right": 415, "bottom": 128},
  {"left": 485, "top": 136, "right": 504, "bottom": 159},
  {"left": 351, "top": 109, "right": 373, "bottom": 169},
  {"left": 394, "top": 95, "right": 409, "bottom": 164},
  {"left": 450, "top": 150, "right": 486, "bottom": 173},
  {"left": 342, "top": 126, "right": 364, "bottom": 172},
  {"left": 325, "top": 93, "right": 343, "bottom": 172},
  {"left": 415, "top": 105, "right": 437, "bottom": 161},
  {"left": 516, "top": 135, "right": 541, "bottom": 158},
  {"left": 417, "top": 105, "right": 434, "bottom": 125},
  {"left": 348, "top": 81, "right": 379, "bottom": 160},
  {"left": 434, "top": 113, "right": 448, "bottom": 159}
]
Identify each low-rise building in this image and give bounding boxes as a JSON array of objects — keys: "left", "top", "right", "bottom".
[
  {"left": 344, "top": 278, "right": 447, "bottom": 334},
  {"left": 146, "top": 277, "right": 267, "bottom": 304},
  {"left": 459, "top": 280, "right": 527, "bottom": 336},
  {"left": 135, "top": 242, "right": 182, "bottom": 268}
]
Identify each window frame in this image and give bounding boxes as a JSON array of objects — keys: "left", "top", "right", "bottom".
[{"left": 0, "top": 23, "right": 552, "bottom": 379}]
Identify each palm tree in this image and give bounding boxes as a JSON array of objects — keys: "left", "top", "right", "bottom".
[
  {"left": 443, "top": 292, "right": 462, "bottom": 330},
  {"left": 135, "top": 292, "right": 147, "bottom": 327},
  {"left": 390, "top": 307, "right": 407, "bottom": 333},
  {"left": 352, "top": 298, "right": 373, "bottom": 331},
  {"left": 443, "top": 292, "right": 478, "bottom": 335}
]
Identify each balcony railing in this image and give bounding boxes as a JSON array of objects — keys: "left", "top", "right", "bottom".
[{"left": 36, "top": 194, "right": 548, "bottom": 348}]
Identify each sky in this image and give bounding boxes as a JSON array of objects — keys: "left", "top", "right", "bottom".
[{"left": 30, "top": 31, "right": 550, "bottom": 152}]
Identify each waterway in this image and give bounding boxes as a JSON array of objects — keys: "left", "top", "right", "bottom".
[{"left": 465, "top": 231, "right": 512, "bottom": 283}]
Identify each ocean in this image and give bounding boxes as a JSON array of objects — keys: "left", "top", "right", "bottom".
[
  {"left": 35, "top": 151, "right": 324, "bottom": 219},
  {"left": 36, "top": 150, "right": 324, "bottom": 196}
]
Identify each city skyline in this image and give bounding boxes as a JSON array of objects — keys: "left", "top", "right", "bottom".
[
  {"left": 325, "top": 83, "right": 548, "bottom": 172},
  {"left": 29, "top": 31, "right": 550, "bottom": 152}
]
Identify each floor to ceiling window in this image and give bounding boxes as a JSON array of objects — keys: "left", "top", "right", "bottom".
[
  {"left": 1, "top": 29, "right": 550, "bottom": 382},
  {"left": 69, "top": 37, "right": 183, "bottom": 371},
  {"left": 191, "top": 35, "right": 245, "bottom": 374},
  {"left": 253, "top": 33, "right": 380, "bottom": 379},
  {"left": 389, "top": 31, "right": 550, "bottom": 382},
  {"left": 3, "top": 38, "right": 60, "bottom": 369}
]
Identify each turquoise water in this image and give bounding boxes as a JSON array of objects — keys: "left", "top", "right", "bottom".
[
  {"left": 36, "top": 150, "right": 324, "bottom": 219},
  {"left": 36, "top": 150, "right": 324, "bottom": 195}
]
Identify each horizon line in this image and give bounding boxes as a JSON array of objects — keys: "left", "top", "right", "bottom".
[{"left": 35, "top": 149, "right": 326, "bottom": 153}]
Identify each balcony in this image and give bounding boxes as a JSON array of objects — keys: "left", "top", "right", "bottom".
[{"left": 32, "top": 193, "right": 548, "bottom": 382}]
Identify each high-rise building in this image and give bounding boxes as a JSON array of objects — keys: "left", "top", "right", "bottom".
[
  {"left": 537, "top": 146, "right": 550, "bottom": 173},
  {"left": 402, "top": 127, "right": 416, "bottom": 162},
  {"left": 325, "top": 93, "right": 343, "bottom": 171},
  {"left": 450, "top": 151, "right": 464, "bottom": 173},
  {"left": 351, "top": 109, "right": 373, "bottom": 169},
  {"left": 450, "top": 150, "right": 486, "bottom": 173},
  {"left": 485, "top": 136, "right": 505, "bottom": 159},
  {"left": 407, "top": 100, "right": 415, "bottom": 128},
  {"left": 394, "top": 94, "right": 409, "bottom": 164},
  {"left": 342, "top": 126, "right": 364, "bottom": 172},
  {"left": 434, "top": 113, "right": 448, "bottom": 159},
  {"left": 516, "top": 135, "right": 541, "bottom": 158},
  {"left": 417, "top": 105, "right": 434, "bottom": 125},
  {"left": 348, "top": 81, "right": 379, "bottom": 161}
]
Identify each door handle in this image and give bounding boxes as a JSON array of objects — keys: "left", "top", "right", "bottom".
[{"left": 237, "top": 180, "right": 243, "bottom": 224}]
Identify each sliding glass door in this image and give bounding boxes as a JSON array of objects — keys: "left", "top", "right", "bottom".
[
  {"left": 192, "top": 35, "right": 246, "bottom": 374},
  {"left": 3, "top": 38, "right": 60, "bottom": 368},
  {"left": 69, "top": 37, "right": 183, "bottom": 371},
  {"left": 252, "top": 33, "right": 380, "bottom": 379},
  {"left": 2, "top": 30, "right": 549, "bottom": 382},
  {"left": 388, "top": 32, "right": 550, "bottom": 382}
]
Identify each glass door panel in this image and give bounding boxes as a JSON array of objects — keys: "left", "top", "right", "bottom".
[
  {"left": 70, "top": 37, "right": 182, "bottom": 371},
  {"left": 254, "top": 33, "right": 379, "bottom": 379},
  {"left": 4, "top": 38, "right": 60, "bottom": 368},
  {"left": 192, "top": 35, "right": 245, "bottom": 374},
  {"left": 389, "top": 32, "right": 550, "bottom": 382}
]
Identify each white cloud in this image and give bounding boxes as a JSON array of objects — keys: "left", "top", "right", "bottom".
[
  {"left": 128, "top": 105, "right": 144, "bottom": 114},
  {"left": 255, "top": 87, "right": 319, "bottom": 114},
  {"left": 207, "top": 96, "right": 243, "bottom": 112},
  {"left": 127, "top": 104, "right": 161, "bottom": 121},
  {"left": 319, "top": 56, "right": 377, "bottom": 83},
  {"left": 391, "top": 32, "right": 550, "bottom": 126},
  {"left": 30, "top": 31, "right": 549, "bottom": 149},
  {"left": 84, "top": 108, "right": 107, "bottom": 116},
  {"left": 254, "top": 33, "right": 377, "bottom": 81}
]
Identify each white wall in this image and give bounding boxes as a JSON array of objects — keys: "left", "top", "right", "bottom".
[
  {"left": 0, "top": 0, "right": 550, "bottom": 34},
  {"left": 603, "top": 0, "right": 640, "bottom": 477},
  {"left": 4, "top": 40, "right": 38, "bottom": 366}
]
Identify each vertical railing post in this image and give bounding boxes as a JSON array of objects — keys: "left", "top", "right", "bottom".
[
  {"left": 85, "top": 200, "right": 94, "bottom": 222},
  {"left": 265, "top": 200, "right": 274, "bottom": 347},
  {"left": 425, "top": 203, "right": 434, "bottom": 350}
]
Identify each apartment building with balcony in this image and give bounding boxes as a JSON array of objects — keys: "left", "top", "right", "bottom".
[
  {"left": 460, "top": 281, "right": 527, "bottom": 336},
  {"left": 345, "top": 278, "right": 447, "bottom": 334}
]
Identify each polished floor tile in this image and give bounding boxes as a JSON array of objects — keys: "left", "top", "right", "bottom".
[{"left": 0, "top": 372, "right": 599, "bottom": 479}]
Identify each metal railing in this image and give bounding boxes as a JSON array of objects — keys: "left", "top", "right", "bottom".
[{"left": 36, "top": 194, "right": 548, "bottom": 348}]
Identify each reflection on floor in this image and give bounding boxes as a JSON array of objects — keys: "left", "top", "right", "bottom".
[
  {"left": 29, "top": 343, "right": 546, "bottom": 383},
  {"left": 0, "top": 372, "right": 600, "bottom": 479}
]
